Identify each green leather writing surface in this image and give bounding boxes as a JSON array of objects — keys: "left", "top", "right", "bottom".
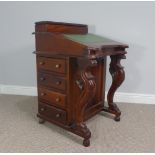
[{"left": 64, "top": 33, "right": 112, "bottom": 44}]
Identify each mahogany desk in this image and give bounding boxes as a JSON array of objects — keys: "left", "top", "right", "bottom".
[{"left": 33, "top": 21, "right": 128, "bottom": 147}]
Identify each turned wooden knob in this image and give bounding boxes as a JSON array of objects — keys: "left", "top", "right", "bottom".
[
  {"left": 56, "top": 81, "right": 61, "bottom": 85},
  {"left": 55, "top": 97, "right": 60, "bottom": 102},
  {"left": 41, "top": 92, "right": 46, "bottom": 96},
  {"left": 40, "top": 77, "right": 45, "bottom": 81},
  {"left": 39, "top": 62, "right": 45, "bottom": 65},
  {"left": 40, "top": 108, "right": 45, "bottom": 112},
  {"left": 56, "top": 113, "right": 60, "bottom": 118},
  {"left": 55, "top": 64, "right": 60, "bottom": 68}
]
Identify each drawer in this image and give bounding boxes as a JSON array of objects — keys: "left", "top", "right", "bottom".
[
  {"left": 38, "top": 87, "right": 66, "bottom": 108},
  {"left": 38, "top": 72, "right": 66, "bottom": 91},
  {"left": 38, "top": 102, "right": 67, "bottom": 124},
  {"left": 37, "top": 57, "right": 66, "bottom": 74}
]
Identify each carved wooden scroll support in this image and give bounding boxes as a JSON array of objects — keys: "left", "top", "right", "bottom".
[
  {"left": 102, "top": 54, "right": 126, "bottom": 121},
  {"left": 74, "top": 58, "right": 97, "bottom": 147}
]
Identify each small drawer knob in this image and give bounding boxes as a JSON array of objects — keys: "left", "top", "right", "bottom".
[
  {"left": 40, "top": 77, "right": 45, "bottom": 81},
  {"left": 55, "top": 97, "right": 60, "bottom": 102},
  {"left": 56, "top": 81, "right": 61, "bottom": 85},
  {"left": 41, "top": 93, "right": 46, "bottom": 96},
  {"left": 55, "top": 64, "right": 60, "bottom": 68},
  {"left": 39, "top": 62, "right": 45, "bottom": 65},
  {"left": 56, "top": 113, "right": 60, "bottom": 118},
  {"left": 40, "top": 108, "right": 45, "bottom": 112}
]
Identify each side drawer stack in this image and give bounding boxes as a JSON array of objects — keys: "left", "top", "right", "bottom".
[{"left": 37, "top": 56, "right": 68, "bottom": 125}]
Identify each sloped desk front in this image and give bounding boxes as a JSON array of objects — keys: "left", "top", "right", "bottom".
[{"left": 34, "top": 21, "right": 128, "bottom": 147}]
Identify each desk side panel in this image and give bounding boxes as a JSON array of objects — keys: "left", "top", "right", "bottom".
[{"left": 35, "top": 33, "right": 88, "bottom": 57}]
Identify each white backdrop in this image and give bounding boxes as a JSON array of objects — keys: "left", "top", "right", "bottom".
[{"left": 0, "top": 1, "right": 155, "bottom": 97}]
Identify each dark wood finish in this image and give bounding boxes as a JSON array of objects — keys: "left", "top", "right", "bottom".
[
  {"left": 37, "top": 56, "right": 66, "bottom": 74},
  {"left": 38, "top": 72, "right": 66, "bottom": 91},
  {"left": 33, "top": 21, "right": 128, "bottom": 147},
  {"left": 35, "top": 21, "right": 88, "bottom": 34},
  {"left": 35, "top": 32, "right": 87, "bottom": 56},
  {"left": 38, "top": 102, "right": 67, "bottom": 124},
  {"left": 38, "top": 87, "right": 66, "bottom": 108},
  {"left": 102, "top": 54, "right": 126, "bottom": 121}
]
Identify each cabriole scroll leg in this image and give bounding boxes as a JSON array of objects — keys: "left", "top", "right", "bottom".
[
  {"left": 75, "top": 64, "right": 96, "bottom": 146},
  {"left": 103, "top": 54, "right": 126, "bottom": 121}
]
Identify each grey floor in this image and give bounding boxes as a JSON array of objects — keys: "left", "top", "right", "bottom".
[{"left": 0, "top": 94, "right": 155, "bottom": 153}]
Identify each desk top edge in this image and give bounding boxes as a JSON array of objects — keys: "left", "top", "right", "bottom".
[{"left": 64, "top": 33, "right": 128, "bottom": 49}]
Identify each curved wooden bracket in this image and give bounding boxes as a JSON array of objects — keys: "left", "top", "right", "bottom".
[
  {"left": 74, "top": 58, "right": 97, "bottom": 146},
  {"left": 77, "top": 70, "right": 96, "bottom": 123},
  {"left": 103, "top": 54, "right": 126, "bottom": 121}
]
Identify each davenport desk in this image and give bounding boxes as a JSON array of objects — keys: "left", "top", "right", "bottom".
[{"left": 33, "top": 21, "right": 128, "bottom": 147}]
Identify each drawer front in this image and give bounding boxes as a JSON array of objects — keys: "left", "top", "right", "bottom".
[
  {"left": 38, "top": 88, "right": 66, "bottom": 107},
  {"left": 39, "top": 102, "right": 67, "bottom": 124},
  {"left": 37, "top": 57, "right": 66, "bottom": 74},
  {"left": 38, "top": 72, "right": 66, "bottom": 91}
]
